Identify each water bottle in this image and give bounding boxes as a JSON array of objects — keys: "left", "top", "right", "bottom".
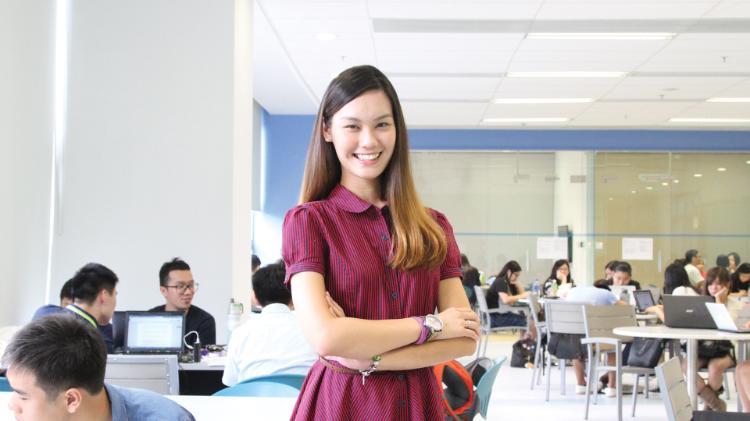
[
  {"left": 227, "top": 298, "right": 244, "bottom": 342},
  {"left": 551, "top": 281, "right": 559, "bottom": 297},
  {"left": 531, "top": 279, "right": 540, "bottom": 295}
]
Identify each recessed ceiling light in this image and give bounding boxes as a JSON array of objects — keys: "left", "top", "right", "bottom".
[
  {"left": 506, "top": 71, "right": 627, "bottom": 78},
  {"left": 746, "top": 160, "right": 750, "bottom": 164},
  {"left": 661, "top": 182, "right": 669, "bottom": 186},
  {"left": 669, "top": 118, "right": 750, "bottom": 123},
  {"left": 315, "top": 33, "right": 336, "bottom": 41},
  {"left": 673, "top": 179, "right": 680, "bottom": 184},
  {"left": 482, "top": 117, "right": 570, "bottom": 123},
  {"left": 694, "top": 173, "right": 703, "bottom": 178},
  {"left": 706, "top": 98, "right": 750, "bottom": 103},
  {"left": 717, "top": 167, "right": 727, "bottom": 172},
  {"left": 645, "top": 186, "right": 653, "bottom": 190},
  {"left": 631, "top": 190, "right": 637, "bottom": 194},
  {"left": 492, "top": 98, "right": 594, "bottom": 104},
  {"left": 527, "top": 32, "right": 676, "bottom": 41},
  {"left": 608, "top": 197, "right": 614, "bottom": 201}
]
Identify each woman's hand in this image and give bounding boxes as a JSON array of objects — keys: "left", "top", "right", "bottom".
[
  {"left": 432, "top": 307, "right": 480, "bottom": 342},
  {"left": 715, "top": 286, "right": 730, "bottom": 304},
  {"left": 326, "top": 292, "right": 345, "bottom": 318}
]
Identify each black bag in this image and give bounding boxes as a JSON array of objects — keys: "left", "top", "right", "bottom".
[
  {"left": 510, "top": 337, "right": 536, "bottom": 367},
  {"left": 547, "top": 333, "right": 586, "bottom": 360},
  {"left": 627, "top": 337, "right": 665, "bottom": 368},
  {"left": 698, "top": 340, "right": 734, "bottom": 360}
]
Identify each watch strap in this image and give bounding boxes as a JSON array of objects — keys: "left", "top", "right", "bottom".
[{"left": 412, "top": 316, "right": 430, "bottom": 345}]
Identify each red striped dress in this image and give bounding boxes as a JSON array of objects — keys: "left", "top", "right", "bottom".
[{"left": 282, "top": 184, "right": 462, "bottom": 421}]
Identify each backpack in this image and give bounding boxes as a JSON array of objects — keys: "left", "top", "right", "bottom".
[
  {"left": 510, "top": 337, "right": 536, "bottom": 368},
  {"left": 433, "top": 357, "right": 492, "bottom": 420}
]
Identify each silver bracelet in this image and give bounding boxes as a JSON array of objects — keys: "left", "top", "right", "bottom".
[{"left": 358, "top": 355, "right": 382, "bottom": 385}]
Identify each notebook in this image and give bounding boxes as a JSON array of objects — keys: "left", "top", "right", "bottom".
[
  {"left": 633, "top": 290, "right": 656, "bottom": 313},
  {"left": 705, "top": 302, "right": 750, "bottom": 333},
  {"left": 123, "top": 311, "right": 185, "bottom": 354},
  {"left": 663, "top": 295, "right": 716, "bottom": 329}
]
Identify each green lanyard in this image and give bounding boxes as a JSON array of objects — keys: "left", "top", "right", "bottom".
[{"left": 66, "top": 304, "right": 97, "bottom": 328}]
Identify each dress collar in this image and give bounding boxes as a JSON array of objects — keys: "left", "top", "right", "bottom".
[{"left": 328, "top": 184, "right": 377, "bottom": 214}]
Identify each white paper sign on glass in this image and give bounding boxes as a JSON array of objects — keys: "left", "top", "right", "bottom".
[
  {"left": 622, "top": 237, "right": 653, "bottom": 261},
  {"left": 537, "top": 237, "right": 568, "bottom": 260}
]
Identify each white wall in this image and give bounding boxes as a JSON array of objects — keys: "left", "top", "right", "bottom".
[
  {"left": 34, "top": 0, "right": 254, "bottom": 343},
  {"left": 0, "top": 0, "right": 55, "bottom": 326}
]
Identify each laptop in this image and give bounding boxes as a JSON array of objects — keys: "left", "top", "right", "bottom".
[
  {"left": 663, "top": 295, "right": 716, "bottom": 329},
  {"left": 611, "top": 285, "right": 636, "bottom": 306},
  {"left": 706, "top": 303, "right": 750, "bottom": 333},
  {"left": 123, "top": 311, "right": 185, "bottom": 354},
  {"left": 633, "top": 290, "right": 656, "bottom": 313},
  {"left": 111, "top": 311, "right": 127, "bottom": 352}
]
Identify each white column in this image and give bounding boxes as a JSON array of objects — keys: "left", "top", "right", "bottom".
[{"left": 553, "top": 151, "right": 595, "bottom": 286}]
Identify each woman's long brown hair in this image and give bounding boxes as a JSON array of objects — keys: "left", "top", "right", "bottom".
[{"left": 299, "top": 65, "right": 447, "bottom": 271}]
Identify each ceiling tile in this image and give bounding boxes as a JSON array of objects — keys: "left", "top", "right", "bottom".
[
  {"left": 401, "top": 102, "right": 488, "bottom": 127},
  {"left": 367, "top": 1, "right": 544, "bottom": 20},
  {"left": 389, "top": 76, "right": 501, "bottom": 101},
  {"left": 493, "top": 77, "right": 621, "bottom": 98},
  {"left": 536, "top": 2, "right": 719, "bottom": 19},
  {"left": 604, "top": 76, "right": 746, "bottom": 99},
  {"left": 378, "top": 51, "right": 513, "bottom": 74},
  {"left": 374, "top": 33, "right": 524, "bottom": 53},
  {"left": 572, "top": 101, "right": 695, "bottom": 126}
]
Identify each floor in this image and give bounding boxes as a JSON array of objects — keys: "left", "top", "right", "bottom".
[{"left": 463, "top": 332, "right": 742, "bottom": 421}]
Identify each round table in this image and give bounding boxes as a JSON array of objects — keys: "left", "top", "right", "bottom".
[{"left": 613, "top": 325, "right": 750, "bottom": 409}]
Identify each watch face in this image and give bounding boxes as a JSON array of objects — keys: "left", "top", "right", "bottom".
[{"left": 425, "top": 315, "right": 443, "bottom": 332}]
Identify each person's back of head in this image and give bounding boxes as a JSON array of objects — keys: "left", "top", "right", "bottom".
[
  {"left": 70, "top": 263, "right": 119, "bottom": 304},
  {"left": 60, "top": 278, "right": 75, "bottom": 307},
  {"left": 251, "top": 254, "right": 261, "bottom": 273},
  {"left": 685, "top": 249, "right": 699, "bottom": 265},
  {"left": 2, "top": 314, "right": 107, "bottom": 418},
  {"left": 663, "top": 262, "right": 693, "bottom": 295},
  {"left": 716, "top": 254, "right": 729, "bottom": 269},
  {"left": 252, "top": 262, "right": 291, "bottom": 307}
]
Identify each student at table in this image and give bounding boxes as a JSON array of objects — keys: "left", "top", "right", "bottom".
[
  {"left": 222, "top": 261, "right": 316, "bottom": 386},
  {"left": 685, "top": 249, "right": 705, "bottom": 287},
  {"left": 730, "top": 263, "right": 750, "bottom": 296},
  {"left": 485, "top": 260, "right": 531, "bottom": 337},
  {"left": 643, "top": 262, "right": 698, "bottom": 321},
  {"left": 685, "top": 267, "right": 735, "bottom": 412},
  {"left": 542, "top": 259, "right": 575, "bottom": 298},
  {"left": 1, "top": 315, "right": 194, "bottom": 421},
  {"left": 594, "top": 260, "right": 619, "bottom": 287},
  {"left": 728, "top": 252, "right": 742, "bottom": 275},
  {"left": 609, "top": 261, "right": 641, "bottom": 290}
]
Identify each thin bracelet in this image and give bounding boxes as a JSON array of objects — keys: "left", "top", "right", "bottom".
[{"left": 358, "top": 355, "right": 382, "bottom": 385}]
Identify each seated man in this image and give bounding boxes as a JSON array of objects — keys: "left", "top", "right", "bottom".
[
  {"left": 32, "top": 263, "right": 118, "bottom": 352},
  {"left": 2, "top": 315, "right": 194, "bottom": 421},
  {"left": 222, "top": 261, "right": 316, "bottom": 386},
  {"left": 607, "top": 261, "right": 642, "bottom": 290},
  {"left": 150, "top": 258, "right": 216, "bottom": 345},
  {"left": 31, "top": 278, "right": 75, "bottom": 320}
]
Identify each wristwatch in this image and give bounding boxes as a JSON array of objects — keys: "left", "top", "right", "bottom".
[{"left": 414, "top": 314, "right": 444, "bottom": 344}]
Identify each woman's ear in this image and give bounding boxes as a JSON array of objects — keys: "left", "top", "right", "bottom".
[{"left": 323, "top": 124, "right": 332, "bottom": 143}]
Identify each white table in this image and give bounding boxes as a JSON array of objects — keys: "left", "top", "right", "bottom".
[
  {"left": 0, "top": 392, "right": 296, "bottom": 421},
  {"left": 613, "top": 325, "right": 750, "bottom": 409}
]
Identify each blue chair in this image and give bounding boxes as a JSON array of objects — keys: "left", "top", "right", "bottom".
[
  {"left": 475, "top": 356, "right": 506, "bottom": 419},
  {"left": 213, "top": 374, "right": 306, "bottom": 397},
  {"left": 0, "top": 376, "right": 11, "bottom": 392}
]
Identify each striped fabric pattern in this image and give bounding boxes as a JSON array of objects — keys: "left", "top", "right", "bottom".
[{"left": 282, "top": 184, "right": 462, "bottom": 420}]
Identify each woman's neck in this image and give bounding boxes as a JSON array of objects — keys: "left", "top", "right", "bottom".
[{"left": 341, "top": 178, "right": 386, "bottom": 208}]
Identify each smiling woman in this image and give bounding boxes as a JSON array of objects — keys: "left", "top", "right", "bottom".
[{"left": 283, "top": 65, "right": 480, "bottom": 420}]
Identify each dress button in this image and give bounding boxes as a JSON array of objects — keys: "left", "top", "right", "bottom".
[
  {"left": 397, "top": 374, "right": 405, "bottom": 381},
  {"left": 381, "top": 234, "right": 388, "bottom": 241},
  {"left": 398, "top": 399, "right": 406, "bottom": 407},
  {"left": 391, "top": 292, "right": 398, "bottom": 300}
]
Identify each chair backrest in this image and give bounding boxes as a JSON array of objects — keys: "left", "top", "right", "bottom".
[
  {"left": 527, "top": 293, "right": 542, "bottom": 324},
  {"left": 582, "top": 304, "right": 637, "bottom": 342},
  {"left": 544, "top": 300, "right": 586, "bottom": 335},
  {"left": 105, "top": 354, "right": 179, "bottom": 395},
  {"left": 475, "top": 356, "right": 506, "bottom": 419},
  {"left": 0, "top": 376, "right": 11, "bottom": 392},
  {"left": 655, "top": 357, "right": 693, "bottom": 421},
  {"left": 474, "top": 286, "right": 490, "bottom": 313},
  {"left": 213, "top": 374, "right": 306, "bottom": 397},
  {"left": 736, "top": 301, "right": 750, "bottom": 328}
]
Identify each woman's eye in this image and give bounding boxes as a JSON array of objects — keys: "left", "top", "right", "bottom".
[
  {"left": 344, "top": 125, "right": 358, "bottom": 130},
  {"left": 376, "top": 122, "right": 391, "bottom": 128}
]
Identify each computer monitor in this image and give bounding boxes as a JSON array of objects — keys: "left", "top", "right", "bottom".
[
  {"left": 633, "top": 290, "right": 656, "bottom": 312},
  {"left": 111, "top": 311, "right": 127, "bottom": 352},
  {"left": 124, "top": 311, "right": 185, "bottom": 354}
]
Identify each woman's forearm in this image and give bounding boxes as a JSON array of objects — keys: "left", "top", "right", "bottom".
[
  {"left": 377, "top": 338, "right": 477, "bottom": 371},
  {"left": 316, "top": 316, "right": 422, "bottom": 359}
]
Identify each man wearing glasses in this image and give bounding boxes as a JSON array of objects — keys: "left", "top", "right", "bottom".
[{"left": 149, "top": 258, "right": 216, "bottom": 345}]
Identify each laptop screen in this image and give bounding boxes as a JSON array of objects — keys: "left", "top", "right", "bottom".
[
  {"left": 633, "top": 290, "right": 655, "bottom": 311},
  {"left": 124, "top": 312, "right": 184, "bottom": 353}
]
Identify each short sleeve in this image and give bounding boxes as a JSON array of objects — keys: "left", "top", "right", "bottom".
[
  {"left": 282, "top": 205, "right": 326, "bottom": 284},
  {"left": 432, "top": 210, "right": 462, "bottom": 281}
]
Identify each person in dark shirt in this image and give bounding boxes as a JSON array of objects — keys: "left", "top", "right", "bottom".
[
  {"left": 460, "top": 254, "right": 481, "bottom": 306},
  {"left": 593, "top": 260, "right": 619, "bottom": 288},
  {"left": 730, "top": 263, "right": 750, "bottom": 296},
  {"left": 149, "top": 258, "right": 216, "bottom": 345},
  {"left": 485, "top": 261, "right": 528, "bottom": 332},
  {"left": 32, "top": 263, "right": 118, "bottom": 353},
  {"left": 608, "top": 261, "right": 641, "bottom": 290}
]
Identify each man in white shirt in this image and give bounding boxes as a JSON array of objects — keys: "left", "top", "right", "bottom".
[
  {"left": 222, "top": 261, "right": 316, "bottom": 386},
  {"left": 684, "top": 249, "right": 704, "bottom": 286}
]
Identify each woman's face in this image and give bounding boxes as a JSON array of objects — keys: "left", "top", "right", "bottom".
[
  {"left": 509, "top": 271, "right": 521, "bottom": 284},
  {"left": 707, "top": 280, "right": 727, "bottom": 297},
  {"left": 324, "top": 90, "right": 396, "bottom": 193},
  {"left": 557, "top": 264, "right": 570, "bottom": 280},
  {"left": 605, "top": 267, "right": 614, "bottom": 279},
  {"left": 740, "top": 273, "right": 750, "bottom": 283},
  {"left": 729, "top": 255, "right": 737, "bottom": 268}
]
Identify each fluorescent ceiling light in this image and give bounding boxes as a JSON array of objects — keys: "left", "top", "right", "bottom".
[
  {"left": 527, "top": 32, "right": 675, "bottom": 41},
  {"left": 492, "top": 98, "right": 593, "bottom": 104},
  {"left": 315, "top": 33, "right": 336, "bottom": 41},
  {"left": 673, "top": 179, "right": 679, "bottom": 184},
  {"left": 661, "top": 182, "right": 669, "bottom": 186},
  {"left": 717, "top": 167, "right": 727, "bottom": 172},
  {"left": 631, "top": 190, "right": 637, "bottom": 194},
  {"left": 694, "top": 173, "right": 703, "bottom": 178},
  {"left": 706, "top": 97, "right": 750, "bottom": 103},
  {"left": 507, "top": 71, "right": 626, "bottom": 78},
  {"left": 482, "top": 117, "right": 570, "bottom": 123},
  {"left": 670, "top": 118, "right": 750, "bottom": 123},
  {"left": 645, "top": 186, "right": 653, "bottom": 190}
]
